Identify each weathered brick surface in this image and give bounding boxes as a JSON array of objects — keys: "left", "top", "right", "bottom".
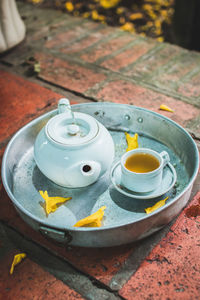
[
  {"left": 186, "top": 115, "right": 200, "bottom": 135},
  {"left": 35, "top": 52, "right": 106, "bottom": 94},
  {"left": 122, "top": 43, "right": 181, "bottom": 78},
  {"left": 101, "top": 39, "right": 156, "bottom": 71},
  {"left": 45, "top": 29, "right": 84, "bottom": 49},
  {"left": 60, "top": 28, "right": 109, "bottom": 54},
  {"left": 5, "top": 1, "right": 200, "bottom": 107},
  {"left": 59, "top": 26, "right": 117, "bottom": 54},
  {"left": 96, "top": 79, "right": 200, "bottom": 129},
  {"left": 146, "top": 51, "right": 200, "bottom": 95},
  {"left": 0, "top": 249, "right": 84, "bottom": 300},
  {"left": 178, "top": 72, "right": 200, "bottom": 98},
  {"left": 45, "top": 22, "right": 99, "bottom": 49},
  {"left": 80, "top": 33, "right": 137, "bottom": 63},
  {"left": 0, "top": 70, "right": 61, "bottom": 144},
  {"left": 119, "top": 191, "right": 200, "bottom": 300}
]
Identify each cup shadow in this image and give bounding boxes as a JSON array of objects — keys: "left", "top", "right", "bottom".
[{"left": 109, "top": 186, "right": 164, "bottom": 213}]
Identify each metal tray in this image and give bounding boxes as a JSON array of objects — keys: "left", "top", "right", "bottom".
[{"left": 1, "top": 103, "right": 199, "bottom": 247}]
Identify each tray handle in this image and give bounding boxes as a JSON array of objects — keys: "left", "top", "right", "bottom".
[{"left": 39, "top": 225, "right": 72, "bottom": 244}]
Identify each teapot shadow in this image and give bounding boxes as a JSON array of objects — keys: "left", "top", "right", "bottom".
[{"left": 32, "top": 165, "right": 110, "bottom": 219}]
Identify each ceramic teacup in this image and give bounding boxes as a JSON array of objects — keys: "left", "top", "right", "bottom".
[{"left": 121, "top": 148, "right": 170, "bottom": 193}]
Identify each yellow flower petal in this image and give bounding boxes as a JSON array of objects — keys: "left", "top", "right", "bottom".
[
  {"left": 91, "top": 10, "right": 105, "bottom": 21},
  {"left": 125, "top": 132, "right": 139, "bottom": 152},
  {"left": 31, "top": 0, "right": 43, "bottom": 3},
  {"left": 155, "top": 19, "right": 161, "bottom": 28},
  {"left": 92, "top": 10, "right": 98, "bottom": 20},
  {"left": 140, "top": 32, "right": 146, "bottom": 37},
  {"left": 39, "top": 191, "right": 71, "bottom": 215},
  {"left": 159, "top": 104, "right": 174, "bottom": 112},
  {"left": 116, "top": 7, "right": 124, "bottom": 14},
  {"left": 65, "top": 2, "right": 74, "bottom": 12},
  {"left": 34, "top": 62, "right": 40, "bottom": 73},
  {"left": 142, "top": 4, "right": 152, "bottom": 11},
  {"left": 161, "top": 9, "right": 167, "bottom": 18},
  {"left": 145, "top": 197, "right": 168, "bottom": 214},
  {"left": 157, "top": 37, "right": 164, "bottom": 42},
  {"left": 129, "top": 13, "right": 143, "bottom": 21},
  {"left": 119, "top": 17, "right": 126, "bottom": 24},
  {"left": 83, "top": 12, "right": 90, "bottom": 18},
  {"left": 10, "top": 253, "right": 26, "bottom": 275},
  {"left": 100, "top": 0, "right": 121, "bottom": 9},
  {"left": 74, "top": 206, "right": 106, "bottom": 227},
  {"left": 120, "top": 22, "right": 135, "bottom": 33}
]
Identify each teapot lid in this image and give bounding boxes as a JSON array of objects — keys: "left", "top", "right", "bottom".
[{"left": 46, "top": 112, "right": 99, "bottom": 146}]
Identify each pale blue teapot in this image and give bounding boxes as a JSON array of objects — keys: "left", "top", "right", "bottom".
[{"left": 34, "top": 99, "right": 115, "bottom": 188}]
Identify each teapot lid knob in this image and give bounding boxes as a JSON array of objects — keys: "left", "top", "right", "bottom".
[
  {"left": 58, "top": 98, "right": 70, "bottom": 114},
  {"left": 67, "top": 124, "right": 80, "bottom": 135}
]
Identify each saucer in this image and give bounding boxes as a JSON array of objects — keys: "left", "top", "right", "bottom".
[{"left": 110, "top": 161, "right": 177, "bottom": 199}]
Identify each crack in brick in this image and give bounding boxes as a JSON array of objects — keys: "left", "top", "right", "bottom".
[
  {"left": 146, "top": 256, "right": 172, "bottom": 265},
  {"left": 35, "top": 98, "right": 57, "bottom": 111}
]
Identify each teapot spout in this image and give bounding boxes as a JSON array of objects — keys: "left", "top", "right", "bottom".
[
  {"left": 64, "top": 161, "right": 101, "bottom": 188},
  {"left": 80, "top": 161, "right": 101, "bottom": 184}
]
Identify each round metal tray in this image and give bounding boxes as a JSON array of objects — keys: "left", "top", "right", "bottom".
[{"left": 1, "top": 103, "right": 199, "bottom": 247}]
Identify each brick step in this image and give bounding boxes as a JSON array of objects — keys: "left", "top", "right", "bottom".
[{"left": 0, "top": 224, "right": 84, "bottom": 300}]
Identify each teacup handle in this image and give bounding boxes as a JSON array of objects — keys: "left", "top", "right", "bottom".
[{"left": 160, "top": 151, "right": 170, "bottom": 167}]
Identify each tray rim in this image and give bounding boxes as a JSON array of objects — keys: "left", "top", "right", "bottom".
[{"left": 1, "top": 102, "right": 199, "bottom": 232}]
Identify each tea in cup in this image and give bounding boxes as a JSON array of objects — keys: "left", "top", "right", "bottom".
[{"left": 121, "top": 148, "right": 170, "bottom": 193}]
